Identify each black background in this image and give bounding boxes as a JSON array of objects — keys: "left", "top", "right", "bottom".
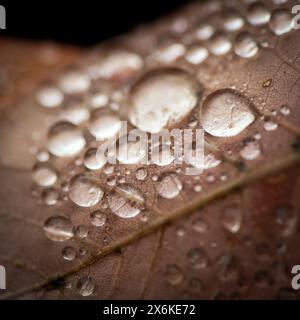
[{"left": 1, "top": 0, "right": 192, "bottom": 46}]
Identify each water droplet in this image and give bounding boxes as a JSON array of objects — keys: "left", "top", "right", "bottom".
[
  {"left": 263, "top": 119, "right": 278, "bottom": 131},
  {"left": 246, "top": 3, "right": 270, "bottom": 26},
  {"left": 176, "top": 227, "right": 186, "bottom": 237},
  {"left": 223, "top": 11, "right": 244, "bottom": 31},
  {"left": 58, "top": 70, "right": 91, "bottom": 94},
  {"left": 187, "top": 248, "right": 208, "bottom": 269},
  {"left": 240, "top": 140, "right": 261, "bottom": 160},
  {"left": 84, "top": 148, "right": 106, "bottom": 170},
  {"left": 185, "top": 46, "right": 208, "bottom": 64},
  {"left": 129, "top": 68, "right": 200, "bottom": 133},
  {"left": 192, "top": 218, "right": 207, "bottom": 233},
  {"left": 135, "top": 168, "right": 148, "bottom": 181},
  {"left": 157, "top": 173, "right": 182, "bottom": 199},
  {"left": 151, "top": 143, "right": 174, "bottom": 166},
  {"left": 90, "top": 210, "right": 107, "bottom": 227},
  {"left": 88, "top": 50, "right": 143, "bottom": 80},
  {"left": 166, "top": 264, "right": 184, "bottom": 285},
  {"left": 209, "top": 33, "right": 232, "bottom": 55},
  {"left": 68, "top": 174, "right": 103, "bottom": 207},
  {"left": 195, "top": 24, "right": 214, "bottom": 40},
  {"left": 153, "top": 43, "right": 186, "bottom": 64},
  {"left": 36, "top": 150, "right": 50, "bottom": 162},
  {"left": 47, "top": 122, "right": 86, "bottom": 157},
  {"left": 32, "top": 165, "right": 57, "bottom": 187},
  {"left": 59, "top": 103, "right": 90, "bottom": 125},
  {"left": 108, "top": 184, "right": 145, "bottom": 218},
  {"left": 193, "top": 184, "right": 202, "bottom": 192},
  {"left": 36, "top": 85, "right": 63, "bottom": 108},
  {"left": 42, "top": 188, "right": 59, "bottom": 206},
  {"left": 89, "top": 93, "right": 109, "bottom": 109},
  {"left": 201, "top": 89, "right": 256, "bottom": 137},
  {"left": 77, "top": 277, "right": 96, "bottom": 297},
  {"left": 75, "top": 225, "right": 89, "bottom": 238},
  {"left": 62, "top": 246, "right": 77, "bottom": 261},
  {"left": 43, "top": 216, "right": 74, "bottom": 241},
  {"left": 206, "top": 173, "right": 215, "bottom": 183},
  {"left": 89, "top": 114, "right": 121, "bottom": 140},
  {"left": 234, "top": 32, "right": 259, "bottom": 58},
  {"left": 117, "top": 138, "right": 147, "bottom": 164},
  {"left": 269, "top": 9, "right": 294, "bottom": 36},
  {"left": 280, "top": 105, "right": 290, "bottom": 116},
  {"left": 221, "top": 204, "right": 242, "bottom": 234}
]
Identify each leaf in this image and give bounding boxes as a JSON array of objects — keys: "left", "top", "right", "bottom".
[{"left": 1, "top": 1, "right": 300, "bottom": 300}]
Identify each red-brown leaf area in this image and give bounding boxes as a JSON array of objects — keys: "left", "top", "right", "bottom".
[{"left": 0, "top": 1, "right": 300, "bottom": 299}]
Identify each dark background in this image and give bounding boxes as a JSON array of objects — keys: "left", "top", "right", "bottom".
[{"left": 1, "top": 0, "right": 192, "bottom": 46}]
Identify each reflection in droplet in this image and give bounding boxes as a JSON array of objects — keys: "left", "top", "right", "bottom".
[
  {"left": 32, "top": 165, "right": 57, "bottom": 187},
  {"left": 47, "top": 122, "right": 86, "bottom": 157},
  {"left": 201, "top": 89, "right": 255, "bottom": 137},
  {"left": 68, "top": 174, "right": 103, "bottom": 207},
  {"left": 234, "top": 32, "right": 259, "bottom": 58},
  {"left": 221, "top": 205, "right": 242, "bottom": 234},
  {"left": 129, "top": 68, "right": 200, "bottom": 133},
  {"left": 43, "top": 216, "right": 74, "bottom": 241},
  {"left": 269, "top": 10, "right": 294, "bottom": 36},
  {"left": 108, "top": 184, "right": 145, "bottom": 218},
  {"left": 77, "top": 277, "right": 96, "bottom": 297},
  {"left": 157, "top": 173, "right": 182, "bottom": 199}
]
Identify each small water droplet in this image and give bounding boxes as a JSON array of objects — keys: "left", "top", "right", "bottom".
[
  {"left": 153, "top": 43, "right": 186, "bottom": 64},
  {"left": 36, "top": 85, "right": 63, "bottom": 108},
  {"left": 187, "top": 248, "right": 208, "bottom": 269},
  {"left": 62, "top": 246, "right": 77, "bottom": 261},
  {"left": 32, "top": 165, "right": 57, "bottom": 187},
  {"left": 84, "top": 148, "right": 106, "bottom": 170},
  {"left": 135, "top": 168, "right": 148, "bottom": 181},
  {"left": 43, "top": 216, "right": 74, "bottom": 241},
  {"left": 59, "top": 70, "right": 91, "bottom": 94},
  {"left": 68, "top": 174, "right": 103, "bottom": 207},
  {"left": 89, "top": 114, "right": 121, "bottom": 140},
  {"left": 77, "top": 277, "right": 96, "bottom": 297},
  {"left": 192, "top": 218, "right": 208, "bottom": 233},
  {"left": 280, "top": 105, "right": 290, "bottom": 116},
  {"left": 221, "top": 204, "right": 242, "bottom": 234},
  {"left": 193, "top": 184, "right": 202, "bottom": 192},
  {"left": 201, "top": 89, "right": 256, "bottom": 137},
  {"left": 185, "top": 46, "right": 208, "bottom": 64},
  {"left": 195, "top": 24, "right": 214, "bottom": 40},
  {"left": 234, "top": 32, "right": 259, "bottom": 58},
  {"left": 157, "top": 173, "right": 182, "bottom": 199},
  {"left": 47, "top": 122, "right": 86, "bottom": 157},
  {"left": 209, "top": 33, "right": 232, "bottom": 55},
  {"left": 42, "top": 188, "right": 59, "bottom": 206},
  {"left": 36, "top": 150, "right": 50, "bottom": 162},
  {"left": 90, "top": 210, "right": 107, "bottom": 227},
  {"left": 166, "top": 264, "right": 184, "bottom": 285},
  {"left": 246, "top": 3, "right": 270, "bottom": 26},
  {"left": 240, "top": 140, "right": 261, "bottom": 160},
  {"left": 223, "top": 11, "right": 244, "bottom": 31},
  {"left": 263, "top": 119, "right": 278, "bottom": 131},
  {"left": 75, "top": 225, "right": 89, "bottom": 239}
]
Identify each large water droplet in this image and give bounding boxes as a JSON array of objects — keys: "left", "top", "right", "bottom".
[
  {"left": 43, "top": 216, "right": 74, "bottom": 241},
  {"left": 157, "top": 173, "right": 182, "bottom": 199},
  {"left": 234, "top": 32, "right": 259, "bottom": 58},
  {"left": 47, "top": 122, "right": 86, "bottom": 157},
  {"left": 68, "top": 174, "right": 103, "bottom": 207},
  {"left": 77, "top": 277, "right": 96, "bottom": 297},
  {"left": 108, "top": 184, "right": 145, "bottom": 218},
  {"left": 201, "top": 89, "right": 256, "bottom": 137},
  {"left": 32, "top": 165, "right": 57, "bottom": 187},
  {"left": 221, "top": 204, "right": 242, "bottom": 234},
  {"left": 129, "top": 68, "right": 200, "bottom": 133},
  {"left": 269, "top": 9, "right": 294, "bottom": 36}
]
